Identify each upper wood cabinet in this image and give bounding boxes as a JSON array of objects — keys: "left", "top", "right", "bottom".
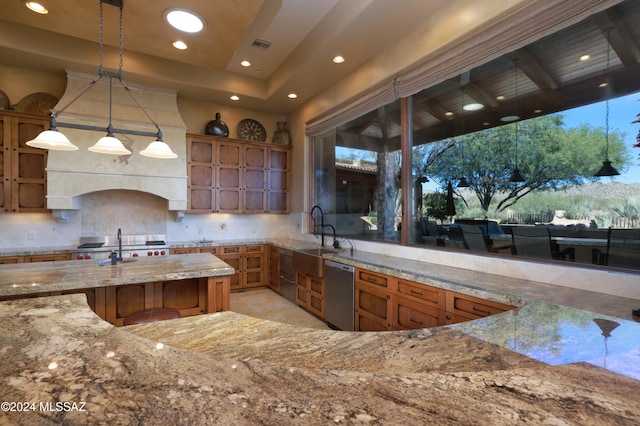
[
  {"left": 0, "top": 111, "right": 49, "bottom": 213},
  {"left": 187, "top": 134, "right": 290, "bottom": 214}
]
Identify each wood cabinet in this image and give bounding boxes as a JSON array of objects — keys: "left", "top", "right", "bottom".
[
  {"left": 0, "top": 111, "right": 49, "bottom": 213},
  {"left": 445, "top": 291, "right": 514, "bottom": 323},
  {"left": 295, "top": 271, "right": 325, "bottom": 319},
  {"left": 170, "top": 247, "right": 198, "bottom": 255},
  {"left": 217, "top": 244, "right": 266, "bottom": 291},
  {"left": 0, "top": 253, "right": 71, "bottom": 263},
  {"left": 187, "top": 134, "right": 290, "bottom": 214},
  {"left": 23, "top": 253, "right": 72, "bottom": 262},
  {"left": 268, "top": 245, "right": 280, "bottom": 293},
  {"left": 354, "top": 267, "right": 514, "bottom": 331},
  {"left": 267, "top": 147, "right": 290, "bottom": 213},
  {"left": 355, "top": 269, "right": 393, "bottom": 331},
  {"left": 186, "top": 135, "right": 215, "bottom": 212}
]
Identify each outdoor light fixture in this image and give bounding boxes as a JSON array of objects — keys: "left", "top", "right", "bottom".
[
  {"left": 457, "top": 176, "right": 470, "bottom": 188},
  {"left": 595, "top": 29, "right": 619, "bottom": 177},
  {"left": 509, "top": 59, "right": 525, "bottom": 183},
  {"left": 26, "top": 0, "right": 177, "bottom": 159}
]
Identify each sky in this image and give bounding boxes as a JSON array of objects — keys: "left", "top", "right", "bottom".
[{"left": 561, "top": 91, "right": 640, "bottom": 184}]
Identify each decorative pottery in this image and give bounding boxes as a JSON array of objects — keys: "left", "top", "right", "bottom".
[
  {"left": 237, "top": 118, "right": 267, "bottom": 142},
  {"left": 0, "top": 89, "right": 9, "bottom": 110},
  {"left": 205, "top": 112, "right": 229, "bottom": 137},
  {"left": 272, "top": 121, "right": 291, "bottom": 145}
]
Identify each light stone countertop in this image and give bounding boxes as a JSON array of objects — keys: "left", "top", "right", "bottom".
[
  {"left": 1, "top": 294, "right": 639, "bottom": 425},
  {"left": 0, "top": 253, "right": 234, "bottom": 296}
]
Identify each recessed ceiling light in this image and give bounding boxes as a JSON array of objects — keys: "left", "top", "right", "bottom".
[
  {"left": 333, "top": 55, "right": 345, "bottom": 64},
  {"left": 172, "top": 41, "right": 187, "bottom": 50},
  {"left": 463, "top": 103, "right": 484, "bottom": 111},
  {"left": 24, "top": 1, "right": 48, "bottom": 14},
  {"left": 287, "top": 93, "right": 298, "bottom": 99},
  {"left": 230, "top": 95, "right": 240, "bottom": 101},
  {"left": 501, "top": 115, "right": 520, "bottom": 122},
  {"left": 580, "top": 54, "right": 591, "bottom": 61},
  {"left": 496, "top": 95, "right": 505, "bottom": 101},
  {"left": 599, "top": 82, "right": 608, "bottom": 88},
  {"left": 165, "top": 9, "right": 204, "bottom": 33},
  {"left": 445, "top": 111, "right": 454, "bottom": 116},
  {"left": 534, "top": 109, "right": 542, "bottom": 114},
  {"left": 483, "top": 122, "right": 491, "bottom": 126},
  {"left": 240, "top": 60, "right": 251, "bottom": 67}
]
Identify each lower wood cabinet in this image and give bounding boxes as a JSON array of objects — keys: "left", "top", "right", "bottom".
[
  {"left": 295, "top": 271, "right": 325, "bottom": 319},
  {"left": 354, "top": 267, "right": 514, "bottom": 331},
  {"left": 1, "top": 276, "right": 230, "bottom": 327},
  {"left": 268, "top": 245, "right": 280, "bottom": 293},
  {"left": 0, "top": 253, "right": 72, "bottom": 263},
  {"left": 218, "top": 244, "right": 266, "bottom": 291}
]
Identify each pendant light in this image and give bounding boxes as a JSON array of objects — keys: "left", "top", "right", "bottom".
[
  {"left": 595, "top": 29, "right": 620, "bottom": 177},
  {"left": 26, "top": 0, "right": 177, "bottom": 159},
  {"left": 509, "top": 59, "right": 526, "bottom": 183}
]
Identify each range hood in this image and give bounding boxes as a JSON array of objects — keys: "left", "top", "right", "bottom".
[{"left": 46, "top": 70, "right": 188, "bottom": 219}]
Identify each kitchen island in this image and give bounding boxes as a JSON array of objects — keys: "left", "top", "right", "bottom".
[
  {"left": 0, "top": 253, "right": 234, "bottom": 325},
  {"left": 0, "top": 293, "right": 638, "bottom": 425}
]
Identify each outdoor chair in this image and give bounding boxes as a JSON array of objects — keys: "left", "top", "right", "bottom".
[
  {"left": 511, "top": 226, "right": 575, "bottom": 261},
  {"left": 593, "top": 228, "right": 640, "bottom": 269},
  {"left": 459, "top": 224, "right": 512, "bottom": 253}
]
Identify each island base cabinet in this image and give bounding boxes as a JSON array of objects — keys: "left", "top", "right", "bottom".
[{"left": 104, "top": 276, "right": 230, "bottom": 326}]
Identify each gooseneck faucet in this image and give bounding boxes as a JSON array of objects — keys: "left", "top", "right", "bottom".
[{"left": 310, "top": 205, "right": 338, "bottom": 248}]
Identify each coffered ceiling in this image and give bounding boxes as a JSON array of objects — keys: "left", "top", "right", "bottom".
[{"left": 0, "top": 0, "right": 453, "bottom": 113}]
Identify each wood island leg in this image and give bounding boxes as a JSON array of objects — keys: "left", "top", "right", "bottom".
[{"left": 206, "top": 275, "right": 230, "bottom": 313}]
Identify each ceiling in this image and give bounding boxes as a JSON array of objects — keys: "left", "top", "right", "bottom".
[
  {"left": 0, "top": 0, "right": 455, "bottom": 114},
  {"left": 336, "top": 0, "right": 640, "bottom": 150}
]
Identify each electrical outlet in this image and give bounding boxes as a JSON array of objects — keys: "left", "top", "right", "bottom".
[
  {"left": 27, "top": 231, "right": 36, "bottom": 241},
  {"left": 219, "top": 223, "right": 227, "bottom": 231}
]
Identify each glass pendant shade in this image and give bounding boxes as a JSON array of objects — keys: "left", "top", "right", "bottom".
[
  {"left": 26, "top": 130, "right": 79, "bottom": 151},
  {"left": 88, "top": 135, "right": 132, "bottom": 155},
  {"left": 595, "top": 160, "right": 620, "bottom": 177},
  {"left": 509, "top": 168, "right": 526, "bottom": 183},
  {"left": 140, "top": 140, "right": 178, "bottom": 159}
]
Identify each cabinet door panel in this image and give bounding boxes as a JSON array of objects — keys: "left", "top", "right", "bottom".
[
  {"left": 190, "top": 140, "right": 214, "bottom": 163},
  {"left": 16, "top": 183, "right": 45, "bottom": 209},
  {"left": 115, "top": 284, "right": 148, "bottom": 319},
  {"left": 162, "top": 279, "right": 200, "bottom": 310},
  {"left": 245, "top": 145, "right": 266, "bottom": 168}
]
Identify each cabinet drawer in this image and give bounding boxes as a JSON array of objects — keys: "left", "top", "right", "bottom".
[
  {"left": 396, "top": 280, "right": 444, "bottom": 309},
  {"left": 220, "top": 246, "right": 241, "bottom": 255},
  {"left": 355, "top": 282, "right": 391, "bottom": 328},
  {"left": 245, "top": 244, "right": 264, "bottom": 254},
  {"left": 446, "top": 292, "right": 513, "bottom": 319},
  {"left": 393, "top": 295, "right": 444, "bottom": 329},
  {"left": 356, "top": 268, "right": 390, "bottom": 288}
]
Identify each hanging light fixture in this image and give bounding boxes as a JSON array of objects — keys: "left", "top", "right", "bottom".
[
  {"left": 26, "top": 0, "right": 177, "bottom": 159},
  {"left": 595, "top": 29, "right": 619, "bottom": 177},
  {"left": 509, "top": 59, "right": 525, "bottom": 183}
]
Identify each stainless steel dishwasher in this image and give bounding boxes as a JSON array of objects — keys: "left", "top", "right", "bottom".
[
  {"left": 324, "top": 260, "right": 355, "bottom": 331},
  {"left": 279, "top": 248, "right": 296, "bottom": 303}
]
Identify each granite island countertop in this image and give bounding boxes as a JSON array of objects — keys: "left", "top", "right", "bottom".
[
  {"left": 1, "top": 294, "right": 639, "bottom": 425},
  {"left": 0, "top": 253, "right": 234, "bottom": 297}
]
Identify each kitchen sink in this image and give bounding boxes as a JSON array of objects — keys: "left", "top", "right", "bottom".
[
  {"left": 296, "top": 247, "right": 339, "bottom": 256},
  {"left": 293, "top": 247, "right": 339, "bottom": 277}
]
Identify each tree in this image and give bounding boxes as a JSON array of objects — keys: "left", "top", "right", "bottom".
[{"left": 419, "top": 114, "right": 631, "bottom": 213}]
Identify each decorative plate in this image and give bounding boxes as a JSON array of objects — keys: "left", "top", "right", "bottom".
[
  {"left": 15, "top": 92, "right": 58, "bottom": 115},
  {"left": 237, "top": 118, "right": 267, "bottom": 142}
]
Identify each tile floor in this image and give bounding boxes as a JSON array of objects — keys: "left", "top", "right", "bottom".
[{"left": 230, "top": 288, "right": 330, "bottom": 330}]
